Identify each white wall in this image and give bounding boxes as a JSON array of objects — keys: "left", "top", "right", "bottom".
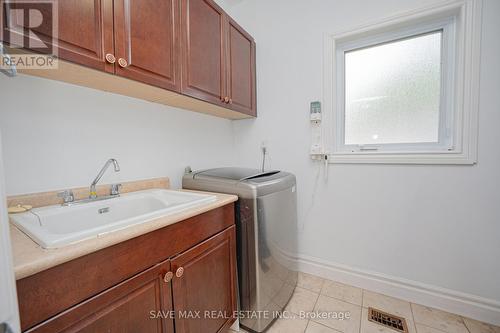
[
  {"left": 0, "top": 75, "right": 235, "bottom": 194},
  {"left": 222, "top": 0, "right": 500, "bottom": 322}
]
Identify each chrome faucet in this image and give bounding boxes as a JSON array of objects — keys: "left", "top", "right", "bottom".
[
  {"left": 90, "top": 159, "right": 120, "bottom": 199},
  {"left": 56, "top": 159, "right": 122, "bottom": 206}
]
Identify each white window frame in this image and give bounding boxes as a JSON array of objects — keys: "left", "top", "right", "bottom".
[
  {"left": 323, "top": 0, "right": 482, "bottom": 164},
  {"left": 337, "top": 20, "right": 455, "bottom": 153}
]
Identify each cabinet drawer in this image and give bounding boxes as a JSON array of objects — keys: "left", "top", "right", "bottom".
[{"left": 26, "top": 260, "right": 174, "bottom": 333}]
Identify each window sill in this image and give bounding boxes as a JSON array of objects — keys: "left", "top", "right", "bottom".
[{"left": 328, "top": 152, "right": 477, "bottom": 165}]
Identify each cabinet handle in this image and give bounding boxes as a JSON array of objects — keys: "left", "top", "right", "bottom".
[
  {"left": 118, "top": 58, "right": 128, "bottom": 68},
  {"left": 163, "top": 271, "right": 174, "bottom": 283},
  {"left": 105, "top": 53, "right": 116, "bottom": 64},
  {"left": 175, "top": 267, "right": 184, "bottom": 278}
]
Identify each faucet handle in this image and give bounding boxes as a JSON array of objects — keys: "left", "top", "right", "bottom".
[
  {"left": 110, "top": 183, "right": 122, "bottom": 196},
  {"left": 57, "top": 190, "right": 74, "bottom": 204}
]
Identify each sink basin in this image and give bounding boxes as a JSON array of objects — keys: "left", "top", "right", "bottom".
[{"left": 10, "top": 189, "right": 217, "bottom": 249}]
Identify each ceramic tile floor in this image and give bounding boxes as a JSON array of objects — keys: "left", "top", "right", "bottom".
[{"left": 229, "top": 272, "right": 500, "bottom": 333}]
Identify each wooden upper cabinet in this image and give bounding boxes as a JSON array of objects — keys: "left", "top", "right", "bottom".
[
  {"left": 2, "top": 0, "right": 256, "bottom": 117},
  {"left": 226, "top": 18, "right": 256, "bottom": 116},
  {"left": 56, "top": 0, "right": 114, "bottom": 72},
  {"left": 179, "top": 0, "right": 256, "bottom": 115},
  {"left": 113, "top": 0, "right": 180, "bottom": 91},
  {"left": 26, "top": 260, "right": 175, "bottom": 333},
  {"left": 180, "top": 0, "right": 227, "bottom": 106},
  {"left": 1, "top": 0, "right": 114, "bottom": 72},
  {"left": 171, "top": 226, "right": 237, "bottom": 333}
]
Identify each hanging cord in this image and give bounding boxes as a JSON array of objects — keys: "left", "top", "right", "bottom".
[
  {"left": 323, "top": 153, "right": 329, "bottom": 181},
  {"left": 300, "top": 161, "right": 321, "bottom": 231}
]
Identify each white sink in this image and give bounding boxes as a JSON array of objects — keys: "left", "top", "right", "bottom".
[{"left": 10, "top": 189, "right": 217, "bottom": 249}]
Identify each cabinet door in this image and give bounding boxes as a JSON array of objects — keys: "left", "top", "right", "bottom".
[
  {"left": 226, "top": 18, "right": 256, "bottom": 116},
  {"left": 114, "top": 0, "right": 180, "bottom": 91},
  {"left": 1, "top": 0, "right": 114, "bottom": 72},
  {"left": 180, "top": 0, "right": 227, "bottom": 106},
  {"left": 171, "top": 226, "right": 237, "bottom": 333},
  {"left": 27, "top": 260, "right": 175, "bottom": 333}
]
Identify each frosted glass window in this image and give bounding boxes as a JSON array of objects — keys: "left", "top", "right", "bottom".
[{"left": 344, "top": 31, "right": 442, "bottom": 145}]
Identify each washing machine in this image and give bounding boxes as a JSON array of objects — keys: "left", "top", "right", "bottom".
[{"left": 183, "top": 167, "right": 298, "bottom": 332}]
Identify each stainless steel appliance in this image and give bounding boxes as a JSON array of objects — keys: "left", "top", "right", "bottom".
[{"left": 183, "top": 167, "right": 298, "bottom": 332}]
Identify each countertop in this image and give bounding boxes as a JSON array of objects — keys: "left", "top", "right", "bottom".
[{"left": 10, "top": 189, "right": 238, "bottom": 280}]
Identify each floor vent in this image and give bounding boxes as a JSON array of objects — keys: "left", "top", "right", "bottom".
[{"left": 368, "top": 307, "right": 409, "bottom": 333}]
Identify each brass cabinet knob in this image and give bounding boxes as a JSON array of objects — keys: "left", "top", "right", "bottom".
[
  {"left": 223, "top": 96, "right": 229, "bottom": 103},
  {"left": 118, "top": 58, "right": 128, "bottom": 68},
  {"left": 163, "top": 271, "right": 174, "bottom": 283},
  {"left": 105, "top": 53, "right": 116, "bottom": 64},
  {"left": 175, "top": 267, "right": 184, "bottom": 278}
]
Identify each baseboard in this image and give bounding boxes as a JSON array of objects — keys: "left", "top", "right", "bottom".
[{"left": 294, "top": 254, "right": 500, "bottom": 326}]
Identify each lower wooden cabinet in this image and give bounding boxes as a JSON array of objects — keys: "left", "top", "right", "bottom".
[
  {"left": 172, "top": 226, "right": 236, "bottom": 333},
  {"left": 18, "top": 205, "right": 237, "bottom": 333}
]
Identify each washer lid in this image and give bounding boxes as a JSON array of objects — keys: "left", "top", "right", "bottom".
[{"left": 193, "top": 167, "right": 280, "bottom": 181}]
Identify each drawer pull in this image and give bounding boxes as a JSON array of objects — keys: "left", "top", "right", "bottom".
[
  {"left": 163, "top": 271, "right": 174, "bottom": 283},
  {"left": 105, "top": 53, "right": 116, "bottom": 64},
  {"left": 175, "top": 267, "right": 184, "bottom": 278},
  {"left": 118, "top": 58, "right": 128, "bottom": 68}
]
